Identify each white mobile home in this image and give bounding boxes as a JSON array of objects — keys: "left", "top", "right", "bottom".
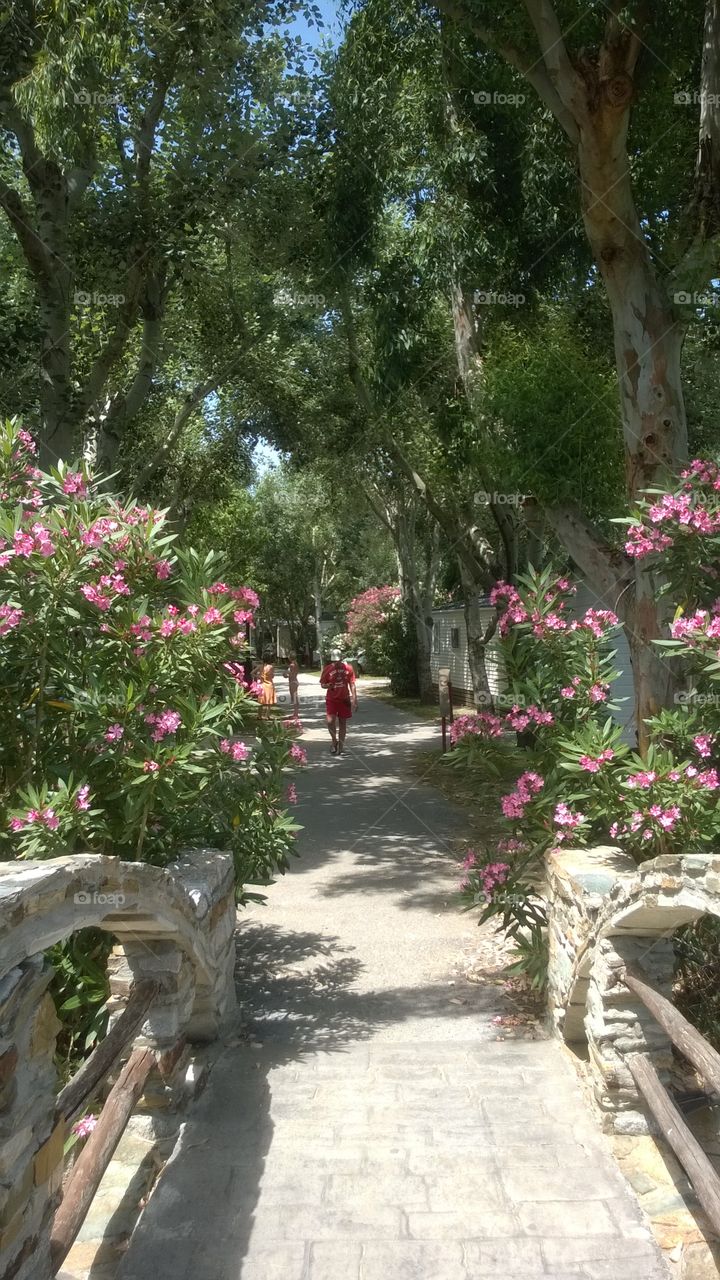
[
  {"left": 431, "top": 584, "right": 637, "bottom": 744},
  {"left": 430, "top": 599, "right": 505, "bottom": 706}
]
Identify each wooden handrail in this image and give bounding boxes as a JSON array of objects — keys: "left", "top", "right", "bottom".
[
  {"left": 622, "top": 964, "right": 720, "bottom": 1095},
  {"left": 628, "top": 1053, "right": 720, "bottom": 1236},
  {"left": 51, "top": 1046, "right": 155, "bottom": 1270},
  {"left": 55, "top": 978, "right": 160, "bottom": 1124}
]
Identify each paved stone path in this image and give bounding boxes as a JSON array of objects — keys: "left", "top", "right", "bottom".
[{"left": 120, "top": 678, "right": 669, "bottom": 1280}]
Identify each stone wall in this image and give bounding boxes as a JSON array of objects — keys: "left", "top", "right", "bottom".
[
  {"left": 0, "top": 849, "right": 236, "bottom": 1280},
  {"left": 546, "top": 846, "right": 720, "bottom": 1135}
]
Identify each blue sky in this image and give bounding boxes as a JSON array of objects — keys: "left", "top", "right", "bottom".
[{"left": 289, "top": 0, "right": 346, "bottom": 49}]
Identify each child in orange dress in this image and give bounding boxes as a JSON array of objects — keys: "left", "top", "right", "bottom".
[{"left": 260, "top": 662, "right": 276, "bottom": 707}]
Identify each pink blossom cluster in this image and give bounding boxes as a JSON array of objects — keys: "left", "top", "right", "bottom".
[
  {"left": 625, "top": 525, "right": 674, "bottom": 558},
  {"left": 626, "top": 462, "right": 720, "bottom": 558},
  {"left": 578, "top": 748, "right": 615, "bottom": 772},
  {"left": 290, "top": 743, "right": 308, "bottom": 766},
  {"left": 71, "top": 1114, "right": 97, "bottom": 1139},
  {"left": 220, "top": 739, "right": 250, "bottom": 762},
  {"left": 63, "top": 472, "right": 87, "bottom": 498},
  {"left": 81, "top": 573, "right": 131, "bottom": 612},
  {"left": 0, "top": 604, "right": 23, "bottom": 636},
  {"left": 610, "top": 802, "right": 682, "bottom": 841},
  {"left": 75, "top": 785, "right": 91, "bottom": 811},
  {"left": 574, "top": 609, "right": 619, "bottom": 638},
  {"left": 145, "top": 709, "right": 182, "bottom": 742},
  {"left": 0, "top": 522, "right": 56, "bottom": 566},
  {"left": 346, "top": 585, "right": 401, "bottom": 638},
  {"left": 501, "top": 771, "right": 544, "bottom": 819},
  {"left": 286, "top": 783, "right": 298, "bottom": 805},
  {"left": 693, "top": 733, "right": 714, "bottom": 758},
  {"left": 450, "top": 712, "right": 504, "bottom": 745},
  {"left": 505, "top": 704, "right": 554, "bottom": 731},
  {"left": 9, "top": 807, "right": 59, "bottom": 832},
  {"left": 478, "top": 861, "right": 510, "bottom": 898},
  {"left": 496, "top": 838, "right": 529, "bottom": 854},
  {"left": 490, "top": 582, "right": 530, "bottom": 635},
  {"left": 670, "top": 609, "right": 720, "bottom": 645},
  {"left": 554, "top": 802, "right": 585, "bottom": 829}
]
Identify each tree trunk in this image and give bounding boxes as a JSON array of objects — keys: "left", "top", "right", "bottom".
[
  {"left": 576, "top": 114, "right": 687, "bottom": 741},
  {"left": 459, "top": 560, "right": 494, "bottom": 709}
]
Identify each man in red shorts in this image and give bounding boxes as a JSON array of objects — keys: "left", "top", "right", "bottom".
[{"left": 320, "top": 648, "right": 357, "bottom": 755}]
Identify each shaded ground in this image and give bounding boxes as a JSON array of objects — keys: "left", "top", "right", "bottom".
[{"left": 115, "top": 677, "right": 668, "bottom": 1280}]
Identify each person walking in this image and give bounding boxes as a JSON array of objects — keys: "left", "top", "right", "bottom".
[
  {"left": 287, "top": 654, "right": 300, "bottom": 715},
  {"left": 320, "top": 648, "right": 357, "bottom": 755}
]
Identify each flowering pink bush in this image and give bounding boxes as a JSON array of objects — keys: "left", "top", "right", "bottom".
[{"left": 0, "top": 421, "right": 300, "bottom": 890}]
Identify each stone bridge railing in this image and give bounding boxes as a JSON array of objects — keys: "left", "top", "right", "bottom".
[
  {"left": 0, "top": 849, "right": 237, "bottom": 1280},
  {"left": 546, "top": 845, "right": 720, "bottom": 1134}
]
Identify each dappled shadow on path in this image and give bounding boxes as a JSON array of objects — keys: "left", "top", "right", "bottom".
[
  {"left": 234, "top": 919, "right": 499, "bottom": 1056},
  {"left": 120, "top": 918, "right": 504, "bottom": 1280}
]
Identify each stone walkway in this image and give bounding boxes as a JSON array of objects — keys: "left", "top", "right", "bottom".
[{"left": 119, "top": 678, "right": 669, "bottom": 1280}]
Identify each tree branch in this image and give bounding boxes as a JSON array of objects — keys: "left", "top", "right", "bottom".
[
  {"left": 134, "top": 375, "right": 221, "bottom": 491},
  {"left": 522, "top": 0, "right": 585, "bottom": 119},
  {"left": 532, "top": 499, "right": 633, "bottom": 614},
  {"left": 0, "top": 168, "right": 52, "bottom": 285},
  {"left": 436, "top": 0, "right": 579, "bottom": 141}
]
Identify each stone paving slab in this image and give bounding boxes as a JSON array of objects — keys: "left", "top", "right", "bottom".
[{"left": 119, "top": 683, "right": 668, "bottom": 1280}]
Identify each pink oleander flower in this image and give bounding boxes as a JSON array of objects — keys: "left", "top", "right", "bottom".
[
  {"left": 589, "top": 684, "right": 608, "bottom": 703},
  {"left": 290, "top": 743, "right": 308, "bottom": 766},
  {"left": 203, "top": 607, "right": 223, "bottom": 625},
  {"left": 143, "top": 760, "right": 159, "bottom": 774},
  {"left": 462, "top": 849, "right": 478, "bottom": 869},
  {"left": 693, "top": 733, "right": 714, "bottom": 758},
  {"left": 479, "top": 861, "right": 510, "bottom": 898},
  {"left": 71, "top": 1115, "right": 97, "bottom": 1139},
  {"left": 501, "top": 794, "right": 525, "bottom": 819},
  {"left": 80, "top": 584, "right": 112, "bottom": 612},
  {"left": 286, "top": 783, "right": 298, "bottom": 804},
  {"left": 233, "top": 609, "right": 254, "bottom": 626},
  {"left": 696, "top": 768, "right": 719, "bottom": 790},
  {"left": 105, "top": 723, "right": 124, "bottom": 742},
  {"left": 209, "top": 582, "right": 230, "bottom": 595},
  {"left": 232, "top": 586, "right": 260, "bottom": 608},
  {"left": 155, "top": 559, "right": 172, "bottom": 580},
  {"left": 187, "top": 604, "right": 200, "bottom": 617},
  {"left": 42, "top": 808, "right": 59, "bottom": 831},
  {"left": 554, "top": 802, "right": 585, "bottom": 829},
  {"left": 62, "top": 471, "right": 86, "bottom": 498},
  {"left": 149, "top": 710, "right": 182, "bottom": 742},
  {"left": 230, "top": 741, "right": 249, "bottom": 762},
  {"left": 451, "top": 712, "right": 504, "bottom": 744},
  {"left": 626, "top": 770, "right": 657, "bottom": 789},
  {"left": 560, "top": 686, "right": 576, "bottom": 699},
  {"left": 625, "top": 525, "right": 674, "bottom": 558},
  {"left": 75, "top": 785, "right": 91, "bottom": 811},
  {"left": 8, "top": 816, "right": 25, "bottom": 832},
  {"left": 0, "top": 604, "right": 23, "bottom": 637}
]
